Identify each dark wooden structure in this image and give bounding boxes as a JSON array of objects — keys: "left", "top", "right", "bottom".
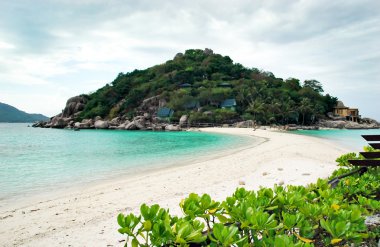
[
  {"left": 348, "top": 135, "right": 380, "bottom": 167},
  {"left": 329, "top": 135, "right": 380, "bottom": 187}
]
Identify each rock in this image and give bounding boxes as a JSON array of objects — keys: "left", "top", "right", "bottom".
[
  {"left": 134, "top": 119, "right": 146, "bottom": 129},
  {"left": 235, "top": 120, "right": 255, "bottom": 128},
  {"left": 361, "top": 118, "right": 379, "bottom": 126},
  {"left": 125, "top": 122, "right": 138, "bottom": 130},
  {"left": 143, "top": 113, "right": 150, "bottom": 119},
  {"left": 327, "top": 112, "right": 345, "bottom": 121},
  {"left": 94, "top": 116, "right": 102, "bottom": 121},
  {"left": 165, "top": 124, "right": 180, "bottom": 131},
  {"left": 117, "top": 123, "right": 126, "bottom": 129},
  {"left": 32, "top": 121, "right": 47, "bottom": 128},
  {"left": 344, "top": 121, "right": 363, "bottom": 129},
  {"left": 318, "top": 120, "right": 346, "bottom": 129},
  {"left": 318, "top": 119, "right": 379, "bottom": 129},
  {"left": 109, "top": 117, "right": 120, "bottom": 126},
  {"left": 117, "top": 121, "right": 130, "bottom": 129},
  {"left": 365, "top": 214, "right": 380, "bottom": 227},
  {"left": 75, "top": 119, "right": 93, "bottom": 129},
  {"left": 61, "top": 95, "right": 87, "bottom": 118},
  {"left": 50, "top": 116, "right": 71, "bottom": 128},
  {"left": 278, "top": 180, "right": 284, "bottom": 186},
  {"left": 94, "top": 120, "right": 109, "bottom": 129},
  {"left": 179, "top": 115, "right": 188, "bottom": 128},
  {"left": 238, "top": 180, "right": 245, "bottom": 185}
]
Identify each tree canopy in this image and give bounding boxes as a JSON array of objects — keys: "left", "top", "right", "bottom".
[{"left": 78, "top": 49, "right": 337, "bottom": 125}]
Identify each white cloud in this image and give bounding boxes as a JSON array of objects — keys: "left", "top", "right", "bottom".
[{"left": 0, "top": 0, "right": 379, "bottom": 120}]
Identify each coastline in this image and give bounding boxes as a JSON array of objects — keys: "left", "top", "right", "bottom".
[{"left": 0, "top": 128, "right": 350, "bottom": 246}]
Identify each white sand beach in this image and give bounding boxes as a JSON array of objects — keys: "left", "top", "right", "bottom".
[{"left": 0, "top": 128, "right": 350, "bottom": 246}]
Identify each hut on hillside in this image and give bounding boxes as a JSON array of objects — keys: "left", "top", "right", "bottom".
[
  {"left": 220, "top": 99, "right": 237, "bottom": 111},
  {"left": 333, "top": 101, "right": 359, "bottom": 122},
  {"left": 157, "top": 107, "right": 174, "bottom": 120}
]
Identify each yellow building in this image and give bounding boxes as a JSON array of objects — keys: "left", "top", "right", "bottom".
[{"left": 333, "top": 101, "right": 359, "bottom": 122}]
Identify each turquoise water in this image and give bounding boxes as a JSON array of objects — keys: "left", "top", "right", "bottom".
[
  {"left": 0, "top": 124, "right": 253, "bottom": 206},
  {"left": 295, "top": 129, "right": 380, "bottom": 151}
]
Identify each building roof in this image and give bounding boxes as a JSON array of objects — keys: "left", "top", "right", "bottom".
[
  {"left": 184, "top": 100, "right": 199, "bottom": 109},
  {"left": 179, "top": 83, "right": 192, "bottom": 88},
  {"left": 220, "top": 99, "right": 237, "bottom": 108},
  {"left": 334, "top": 100, "right": 347, "bottom": 109},
  {"left": 218, "top": 82, "right": 233, "bottom": 88},
  {"left": 157, "top": 107, "right": 174, "bottom": 118}
]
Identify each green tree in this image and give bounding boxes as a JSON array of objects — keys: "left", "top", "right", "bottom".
[
  {"left": 303, "top": 79, "right": 324, "bottom": 93},
  {"left": 247, "top": 99, "right": 265, "bottom": 122},
  {"left": 298, "top": 98, "right": 313, "bottom": 125}
]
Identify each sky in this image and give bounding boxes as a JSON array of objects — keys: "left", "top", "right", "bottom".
[{"left": 0, "top": 0, "right": 379, "bottom": 120}]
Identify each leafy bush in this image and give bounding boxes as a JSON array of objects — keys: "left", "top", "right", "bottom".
[{"left": 117, "top": 149, "right": 380, "bottom": 246}]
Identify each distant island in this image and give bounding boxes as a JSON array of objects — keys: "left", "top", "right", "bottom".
[
  {"left": 34, "top": 48, "right": 379, "bottom": 130},
  {"left": 0, "top": 102, "right": 49, "bottom": 123}
]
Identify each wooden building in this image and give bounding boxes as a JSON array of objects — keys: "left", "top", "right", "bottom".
[{"left": 333, "top": 101, "right": 359, "bottom": 122}]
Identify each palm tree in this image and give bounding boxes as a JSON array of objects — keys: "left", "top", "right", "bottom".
[
  {"left": 267, "top": 99, "right": 281, "bottom": 122},
  {"left": 247, "top": 98, "right": 265, "bottom": 122},
  {"left": 298, "top": 98, "right": 312, "bottom": 125},
  {"left": 279, "top": 98, "right": 296, "bottom": 124}
]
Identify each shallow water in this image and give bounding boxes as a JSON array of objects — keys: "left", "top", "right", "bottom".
[
  {"left": 295, "top": 128, "right": 380, "bottom": 151},
  {"left": 0, "top": 124, "right": 253, "bottom": 205}
]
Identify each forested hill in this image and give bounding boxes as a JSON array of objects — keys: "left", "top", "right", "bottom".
[
  {"left": 78, "top": 48, "right": 337, "bottom": 125},
  {"left": 0, "top": 102, "right": 49, "bottom": 123}
]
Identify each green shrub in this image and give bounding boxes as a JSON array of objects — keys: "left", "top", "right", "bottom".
[{"left": 117, "top": 148, "right": 380, "bottom": 246}]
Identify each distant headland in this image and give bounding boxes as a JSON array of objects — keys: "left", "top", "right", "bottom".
[
  {"left": 0, "top": 102, "right": 49, "bottom": 123},
  {"left": 32, "top": 48, "right": 379, "bottom": 130}
]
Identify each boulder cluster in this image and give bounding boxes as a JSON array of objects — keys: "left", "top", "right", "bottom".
[
  {"left": 32, "top": 94, "right": 379, "bottom": 131},
  {"left": 317, "top": 119, "right": 379, "bottom": 129},
  {"left": 32, "top": 95, "right": 187, "bottom": 131}
]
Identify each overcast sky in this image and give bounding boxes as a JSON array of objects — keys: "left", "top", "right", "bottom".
[{"left": 0, "top": 0, "right": 379, "bottom": 120}]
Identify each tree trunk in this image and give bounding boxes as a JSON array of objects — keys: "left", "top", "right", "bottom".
[{"left": 302, "top": 113, "right": 305, "bottom": 125}]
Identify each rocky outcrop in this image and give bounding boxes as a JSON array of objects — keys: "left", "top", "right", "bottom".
[
  {"left": 361, "top": 118, "right": 379, "bottom": 126},
  {"left": 165, "top": 124, "right": 180, "bottom": 131},
  {"left": 74, "top": 119, "right": 93, "bottom": 129},
  {"left": 49, "top": 115, "right": 72, "bottom": 128},
  {"left": 179, "top": 115, "right": 188, "bottom": 128},
  {"left": 62, "top": 95, "right": 87, "bottom": 118},
  {"left": 317, "top": 119, "right": 379, "bottom": 129},
  {"left": 94, "top": 120, "right": 109, "bottom": 129},
  {"left": 125, "top": 122, "right": 138, "bottom": 130},
  {"left": 318, "top": 120, "right": 346, "bottom": 129},
  {"left": 33, "top": 95, "right": 88, "bottom": 129},
  {"left": 235, "top": 120, "right": 255, "bottom": 128},
  {"left": 137, "top": 95, "right": 165, "bottom": 116},
  {"left": 33, "top": 94, "right": 185, "bottom": 131}
]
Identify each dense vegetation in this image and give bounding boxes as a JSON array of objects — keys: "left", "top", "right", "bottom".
[
  {"left": 0, "top": 102, "right": 49, "bottom": 123},
  {"left": 79, "top": 49, "right": 337, "bottom": 125},
  {"left": 118, "top": 148, "right": 380, "bottom": 246}
]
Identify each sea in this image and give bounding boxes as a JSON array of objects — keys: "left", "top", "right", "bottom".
[
  {"left": 1, "top": 124, "right": 379, "bottom": 210},
  {"left": 295, "top": 128, "right": 380, "bottom": 151},
  {"left": 0, "top": 123, "right": 253, "bottom": 209}
]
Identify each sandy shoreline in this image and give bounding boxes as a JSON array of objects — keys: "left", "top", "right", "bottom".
[{"left": 0, "top": 128, "right": 350, "bottom": 246}]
